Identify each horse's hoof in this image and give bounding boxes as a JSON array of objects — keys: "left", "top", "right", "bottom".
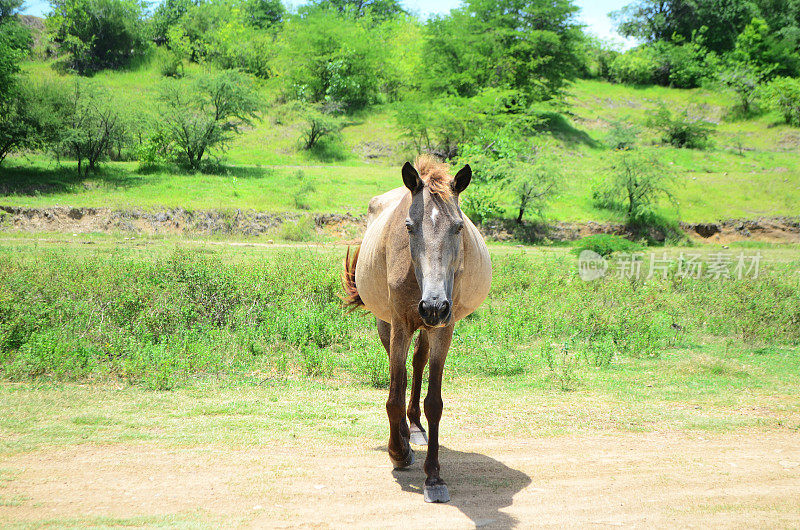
[
  {"left": 423, "top": 483, "right": 450, "bottom": 503},
  {"left": 391, "top": 448, "right": 414, "bottom": 469},
  {"left": 410, "top": 428, "right": 428, "bottom": 446}
]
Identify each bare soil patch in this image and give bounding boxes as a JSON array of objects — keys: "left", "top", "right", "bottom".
[
  {"left": 2, "top": 432, "right": 798, "bottom": 528},
  {"left": 2, "top": 206, "right": 798, "bottom": 244}
]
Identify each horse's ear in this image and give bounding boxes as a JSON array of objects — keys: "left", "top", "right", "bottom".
[
  {"left": 402, "top": 162, "right": 422, "bottom": 193},
  {"left": 452, "top": 164, "right": 471, "bottom": 194}
]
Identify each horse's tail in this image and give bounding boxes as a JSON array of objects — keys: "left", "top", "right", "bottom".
[{"left": 341, "top": 245, "right": 364, "bottom": 311}]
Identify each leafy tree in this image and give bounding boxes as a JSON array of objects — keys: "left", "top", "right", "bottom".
[
  {"left": 753, "top": 0, "right": 800, "bottom": 50},
  {"left": 0, "top": 87, "right": 30, "bottom": 164},
  {"left": 0, "top": 28, "right": 22, "bottom": 96},
  {"left": 149, "top": 0, "right": 196, "bottom": 45},
  {"left": 47, "top": 0, "right": 149, "bottom": 73},
  {"left": 300, "top": 104, "right": 343, "bottom": 150},
  {"left": 612, "top": 0, "right": 757, "bottom": 53},
  {"left": 157, "top": 70, "right": 261, "bottom": 169},
  {"left": 762, "top": 77, "right": 800, "bottom": 126},
  {"left": 456, "top": 125, "right": 561, "bottom": 223},
  {"left": 395, "top": 91, "right": 522, "bottom": 159},
  {"left": 719, "top": 63, "right": 762, "bottom": 115},
  {"left": 0, "top": 0, "right": 23, "bottom": 19},
  {"left": 278, "top": 9, "right": 386, "bottom": 111},
  {"left": 54, "top": 82, "right": 128, "bottom": 175},
  {"left": 0, "top": 0, "right": 31, "bottom": 64},
  {"left": 243, "top": 0, "right": 285, "bottom": 29},
  {"left": 729, "top": 17, "right": 800, "bottom": 78},
  {"left": 205, "top": 17, "right": 277, "bottom": 78},
  {"left": 423, "top": 0, "right": 585, "bottom": 100},
  {"left": 593, "top": 148, "right": 678, "bottom": 222},
  {"left": 307, "top": 0, "right": 405, "bottom": 21}
]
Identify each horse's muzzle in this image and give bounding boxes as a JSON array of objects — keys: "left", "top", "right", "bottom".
[{"left": 418, "top": 299, "right": 451, "bottom": 327}]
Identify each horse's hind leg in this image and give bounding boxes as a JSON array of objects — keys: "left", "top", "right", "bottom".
[
  {"left": 408, "top": 330, "right": 429, "bottom": 446},
  {"left": 377, "top": 318, "right": 391, "bottom": 355}
]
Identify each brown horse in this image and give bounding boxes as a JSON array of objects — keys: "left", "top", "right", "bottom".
[{"left": 343, "top": 155, "right": 491, "bottom": 503}]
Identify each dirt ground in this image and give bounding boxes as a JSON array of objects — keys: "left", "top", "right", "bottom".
[{"left": 2, "top": 431, "right": 799, "bottom": 528}]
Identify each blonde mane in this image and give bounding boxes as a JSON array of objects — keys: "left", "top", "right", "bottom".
[{"left": 415, "top": 154, "right": 453, "bottom": 199}]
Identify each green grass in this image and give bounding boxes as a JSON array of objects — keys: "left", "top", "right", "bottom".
[
  {"left": 0, "top": 236, "right": 798, "bottom": 390},
  {"left": 6, "top": 65, "right": 800, "bottom": 223},
  {"left": 0, "top": 159, "right": 396, "bottom": 213}
]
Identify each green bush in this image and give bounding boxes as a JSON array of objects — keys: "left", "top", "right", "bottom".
[
  {"left": 279, "top": 215, "right": 317, "bottom": 241},
  {"left": 572, "top": 234, "right": 643, "bottom": 257},
  {"left": 2, "top": 245, "right": 799, "bottom": 389},
  {"left": 592, "top": 149, "right": 677, "bottom": 225},
  {"left": 609, "top": 41, "right": 715, "bottom": 88},
  {"left": 647, "top": 104, "right": 715, "bottom": 149},
  {"left": 278, "top": 8, "right": 386, "bottom": 111},
  {"left": 461, "top": 185, "right": 503, "bottom": 225},
  {"left": 609, "top": 46, "right": 662, "bottom": 85},
  {"left": 157, "top": 70, "right": 261, "bottom": 169},
  {"left": 47, "top": 0, "right": 149, "bottom": 74},
  {"left": 762, "top": 77, "right": 800, "bottom": 126}
]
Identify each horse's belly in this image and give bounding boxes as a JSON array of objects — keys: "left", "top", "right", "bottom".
[
  {"left": 355, "top": 207, "right": 393, "bottom": 323},
  {"left": 453, "top": 219, "right": 492, "bottom": 321}
]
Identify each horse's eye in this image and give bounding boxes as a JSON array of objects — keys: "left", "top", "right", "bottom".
[
  {"left": 455, "top": 222, "right": 464, "bottom": 233},
  {"left": 405, "top": 220, "right": 413, "bottom": 232}
]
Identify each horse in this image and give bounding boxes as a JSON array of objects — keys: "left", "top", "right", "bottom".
[{"left": 342, "top": 155, "right": 492, "bottom": 503}]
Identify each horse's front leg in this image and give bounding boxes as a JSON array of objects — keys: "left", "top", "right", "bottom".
[
  {"left": 407, "top": 330, "right": 429, "bottom": 445},
  {"left": 387, "top": 319, "right": 413, "bottom": 469},
  {"left": 423, "top": 324, "right": 454, "bottom": 503}
]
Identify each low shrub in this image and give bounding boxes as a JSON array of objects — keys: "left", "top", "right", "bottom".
[
  {"left": 762, "top": 77, "right": 800, "bottom": 126},
  {"left": 647, "top": 104, "right": 715, "bottom": 149},
  {"left": 572, "top": 234, "right": 643, "bottom": 257},
  {"left": 1, "top": 245, "right": 798, "bottom": 389}
]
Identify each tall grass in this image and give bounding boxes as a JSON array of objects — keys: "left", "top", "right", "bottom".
[{"left": 1, "top": 246, "right": 798, "bottom": 389}]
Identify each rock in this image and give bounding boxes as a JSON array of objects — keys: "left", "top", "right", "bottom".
[{"left": 694, "top": 223, "right": 720, "bottom": 238}]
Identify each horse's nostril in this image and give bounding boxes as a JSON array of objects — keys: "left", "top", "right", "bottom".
[
  {"left": 440, "top": 300, "right": 450, "bottom": 314},
  {"left": 418, "top": 300, "right": 429, "bottom": 318}
]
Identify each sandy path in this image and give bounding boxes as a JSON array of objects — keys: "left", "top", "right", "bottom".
[{"left": 1, "top": 431, "right": 799, "bottom": 528}]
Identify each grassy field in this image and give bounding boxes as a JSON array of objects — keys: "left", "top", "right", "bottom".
[
  {"left": 4, "top": 61, "right": 800, "bottom": 223},
  {"left": 1, "top": 237, "right": 799, "bottom": 525},
  {"left": 1, "top": 235, "right": 798, "bottom": 388}
]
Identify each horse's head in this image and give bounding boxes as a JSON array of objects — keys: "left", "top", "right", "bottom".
[{"left": 402, "top": 159, "right": 471, "bottom": 328}]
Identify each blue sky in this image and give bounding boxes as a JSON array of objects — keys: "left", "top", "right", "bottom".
[{"left": 23, "top": 0, "right": 636, "bottom": 47}]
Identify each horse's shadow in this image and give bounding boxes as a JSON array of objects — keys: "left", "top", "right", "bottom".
[{"left": 390, "top": 445, "right": 531, "bottom": 528}]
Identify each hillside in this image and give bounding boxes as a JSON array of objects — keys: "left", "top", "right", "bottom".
[{"left": 2, "top": 60, "right": 800, "bottom": 224}]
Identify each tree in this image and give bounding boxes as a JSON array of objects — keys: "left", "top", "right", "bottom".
[
  {"left": 593, "top": 148, "right": 678, "bottom": 222},
  {"left": 729, "top": 17, "right": 800, "bottom": 79},
  {"left": 307, "top": 0, "right": 405, "bottom": 21},
  {"left": 647, "top": 104, "right": 715, "bottom": 148},
  {"left": 243, "top": 0, "right": 285, "bottom": 29},
  {"left": 55, "top": 83, "right": 128, "bottom": 175},
  {"left": 455, "top": 125, "right": 561, "bottom": 223},
  {"left": 300, "top": 104, "right": 343, "bottom": 150},
  {"left": 611, "top": 0, "right": 758, "bottom": 54},
  {"left": 762, "top": 77, "right": 800, "bottom": 126},
  {"left": 47, "top": 0, "right": 149, "bottom": 73},
  {"left": 719, "top": 64, "right": 761, "bottom": 115},
  {"left": 0, "top": 27, "right": 22, "bottom": 97},
  {"left": 0, "top": 0, "right": 31, "bottom": 58},
  {"left": 149, "top": 0, "right": 196, "bottom": 45},
  {"left": 422, "top": 0, "right": 585, "bottom": 100},
  {"left": 277, "top": 9, "right": 387, "bottom": 111},
  {"left": 157, "top": 70, "right": 261, "bottom": 169}
]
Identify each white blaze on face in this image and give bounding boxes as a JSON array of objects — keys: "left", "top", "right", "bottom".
[{"left": 430, "top": 206, "right": 440, "bottom": 227}]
